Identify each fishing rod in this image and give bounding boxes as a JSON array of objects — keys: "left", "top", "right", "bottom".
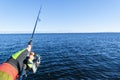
[
  {"left": 20, "top": 7, "right": 42, "bottom": 80},
  {"left": 29, "top": 6, "right": 42, "bottom": 44}
]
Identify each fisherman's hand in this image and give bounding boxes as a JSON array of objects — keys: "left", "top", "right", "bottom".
[
  {"left": 26, "top": 45, "right": 32, "bottom": 52},
  {"left": 27, "top": 40, "right": 32, "bottom": 52}
]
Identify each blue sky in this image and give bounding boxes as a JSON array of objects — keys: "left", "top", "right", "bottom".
[{"left": 0, "top": 0, "right": 120, "bottom": 33}]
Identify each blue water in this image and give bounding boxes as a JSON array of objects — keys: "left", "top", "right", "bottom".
[{"left": 0, "top": 33, "right": 120, "bottom": 80}]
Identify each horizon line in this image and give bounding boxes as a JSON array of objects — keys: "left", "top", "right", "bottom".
[{"left": 0, "top": 32, "right": 120, "bottom": 34}]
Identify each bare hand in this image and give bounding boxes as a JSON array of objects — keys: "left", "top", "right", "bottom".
[{"left": 26, "top": 45, "right": 32, "bottom": 52}]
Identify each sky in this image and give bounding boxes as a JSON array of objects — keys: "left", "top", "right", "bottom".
[{"left": 0, "top": 0, "right": 120, "bottom": 33}]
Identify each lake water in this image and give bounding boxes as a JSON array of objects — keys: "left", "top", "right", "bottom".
[{"left": 0, "top": 33, "right": 120, "bottom": 80}]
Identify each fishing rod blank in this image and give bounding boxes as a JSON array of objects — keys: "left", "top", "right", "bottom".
[{"left": 30, "top": 7, "right": 42, "bottom": 41}]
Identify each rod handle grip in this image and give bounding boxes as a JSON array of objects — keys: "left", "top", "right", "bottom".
[{"left": 28, "top": 39, "right": 32, "bottom": 45}]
